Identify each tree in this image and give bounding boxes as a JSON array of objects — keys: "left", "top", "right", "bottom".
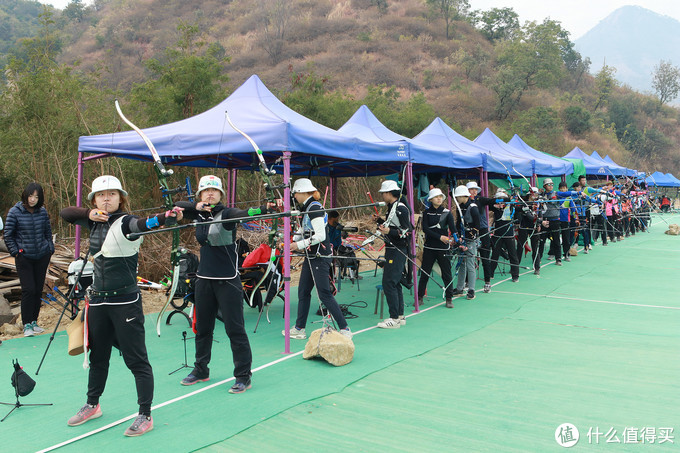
[
  {"left": 652, "top": 60, "right": 680, "bottom": 106},
  {"left": 593, "top": 64, "right": 617, "bottom": 110},
  {"left": 0, "top": 8, "right": 115, "bottom": 218},
  {"left": 426, "top": 0, "right": 470, "bottom": 40},
  {"left": 259, "top": 0, "right": 291, "bottom": 64},
  {"left": 63, "top": 0, "right": 85, "bottom": 22},
  {"left": 489, "top": 19, "right": 569, "bottom": 119},
  {"left": 470, "top": 7, "right": 519, "bottom": 42},
  {"left": 562, "top": 106, "right": 591, "bottom": 136},
  {"left": 130, "top": 21, "right": 230, "bottom": 124}
]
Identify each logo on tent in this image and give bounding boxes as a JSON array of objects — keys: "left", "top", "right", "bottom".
[{"left": 397, "top": 144, "right": 407, "bottom": 158}]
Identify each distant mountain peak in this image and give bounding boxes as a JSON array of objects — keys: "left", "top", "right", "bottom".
[{"left": 575, "top": 5, "right": 680, "bottom": 93}]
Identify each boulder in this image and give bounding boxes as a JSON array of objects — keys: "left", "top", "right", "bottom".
[
  {"left": 0, "top": 293, "right": 13, "bottom": 326},
  {"left": 303, "top": 327, "right": 354, "bottom": 366},
  {"left": 665, "top": 224, "right": 680, "bottom": 235}
]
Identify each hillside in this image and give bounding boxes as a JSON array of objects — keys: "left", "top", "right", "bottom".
[
  {"left": 575, "top": 5, "right": 680, "bottom": 94},
  {"left": 4, "top": 0, "right": 680, "bottom": 178}
]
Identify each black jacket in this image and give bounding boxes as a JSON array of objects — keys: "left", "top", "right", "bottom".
[{"left": 5, "top": 202, "right": 54, "bottom": 259}]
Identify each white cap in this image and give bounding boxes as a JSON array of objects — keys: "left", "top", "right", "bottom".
[
  {"left": 291, "top": 178, "right": 317, "bottom": 193},
  {"left": 543, "top": 178, "right": 554, "bottom": 186},
  {"left": 454, "top": 185, "right": 470, "bottom": 197},
  {"left": 529, "top": 186, "right": 539, "bottom": 193},
  {"left": 427, "top": 188, "right": 446, "bottom": 201},
  {"left": 379, "top": 180, "right": 400, "bottom": 192},
  {"left": 466, "top": 181, "right": 481, "bottom": 191},
  {"left": 494, "top": 190, "right": 509, "bottom": 199},
  {"left": 88, "top": 175, "right": 128, "bottom": 200},
  {"left": 196, "top": 175, "right": 225, "bottom": 196}
]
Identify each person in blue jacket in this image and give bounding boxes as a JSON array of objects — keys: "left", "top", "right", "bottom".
[{"left": 4, "top": 182, "right": 54, "bottom": 337}]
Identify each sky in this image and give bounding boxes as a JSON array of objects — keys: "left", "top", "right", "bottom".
[
  {"left": 467, "top": 0, "right": 680, "bottom": 39},
  {"left": 36, "top": 0, "right": 680, "bottom": 40}
]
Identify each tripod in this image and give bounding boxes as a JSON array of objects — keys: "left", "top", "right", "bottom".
[
  {"left": 168, "top": 331, "right": 193, "bottom": 375},
  {"left": 1, "top": 367, "right": 52, "bottom": 422}
]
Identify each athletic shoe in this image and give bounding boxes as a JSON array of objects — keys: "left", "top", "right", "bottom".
[
  {"left": 67, "top": 403, "right": 102, "bottom": 426},
  {"left": 398, "top": 315, "right": 406, "bottom": 326},
  {"left": 124, "top": 415, "right": 153, "bottom": 437},
  {"left": 584, "top": 249, "right": 589, "bottom": 254},
  {"left": 533, "top": 269, "right": 540, "bottom": 276},
  {"left": 377, "top": 318, "right": 401, "bottom": 329},
  {"left": 31, "top": 321, "right": 45, "bottom": 334},
  {"left": 445, "top": 299, "right": 454, "bottom": 309},
  {"left": 339, "top": 327, "right": 353, "bottom": 339},
  {"left": 23, "top": 323, "right": 35, "bottom": 337},
  {"left": 281, "top": 326, "right": 306, "bottom": 339},
  {"left": 181, "top": 374, "right": 209, "bottom": 386},
  {"left": 555, "top": 261, "right": 562, "bottom": 266},
  {"left": 564, "top": 256, "right": 571, "bottom": 262},
  {"left": 483, "top": 283, "right": 491, "bottom": 293},
  {"left": 602, "top": 243, "right": 608, "bottom": 246},
  {"left": 228, "top": 380, "right": 252, "bottom": 394},
  {"left": 417, "top": 298, "right": 424, "bottom": 307},
  {"left": 547, "top": 254, "right": 555, "bottom": 261},
  {"left": 466, "top": 291, "right": 476, "bottom": 300},
  {"left": 512, "top": 277, "right": 519, "bottom": 283},
  {"left": 451, "top": 289, "right": 464, "bottom": 296}
]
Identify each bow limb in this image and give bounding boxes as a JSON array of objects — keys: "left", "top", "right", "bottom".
[
  {"left": 113, "top": 100, "right": 181, "bottom": 336},
  {"left": 225, "top": 112, "right": 281, "bottom": 309}
]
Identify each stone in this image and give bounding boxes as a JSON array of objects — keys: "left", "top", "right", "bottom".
[
  {"left": 303, "top": 327, "right": 354, "bottom": 366},
  {"left": 0, "top": 293, "right": 13, "bottom": 326}
]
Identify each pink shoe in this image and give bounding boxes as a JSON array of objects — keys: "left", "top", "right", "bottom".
[
  {"left": 124, "top": 414, "right": 153, "bottom": 437},
  {"left": 67, "top": 403, "right": 102, "bottom": 426}
]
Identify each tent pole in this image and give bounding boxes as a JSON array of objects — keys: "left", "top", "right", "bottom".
[
  {"left": 406, "top": 162, "right": 419, "bottom": 312},
  {"left": 283, "top": 152, "right": 292, "bottom": 354},
  {"left": 75, "top": 151, "right": 84, "bottom": 258}
]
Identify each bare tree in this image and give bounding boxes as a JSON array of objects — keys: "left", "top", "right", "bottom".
[
  {"left": 652, "top": 60, "right": 680, "bottom": 106},
  {"left": 259, "top": 0, "right": 291, "bottom": 64}
]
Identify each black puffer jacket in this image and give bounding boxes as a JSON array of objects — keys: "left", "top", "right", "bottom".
[{"left": 4, "top": 202, "right": 54, "bottom": 259}]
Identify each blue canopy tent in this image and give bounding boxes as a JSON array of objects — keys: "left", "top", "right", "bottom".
[
  {"left": 590, "top": 151, "right": 628, "bottom": 177},
  {"left": 603, "top": 155, "right": 637, "bottom": 177},
  {"left": 473, "top": 128, "right": 534, "bottom": 177},
  {"left": 646, "top": 171, "right": 677, "bottom": 187},
  {"left": 507, "top": 134, "right": 573, "bottom": 176},
  {"left": 76, "top": 74, "right": 434, "bottom": 351},
  {"left": 563, "top": 147, "right": 611, "bottom": 177},
  {"left": 665, "top": 173, "right": 680, "bottom": 187},
  {"left": 411, "top": 117, "right": 490, "bottom": 173},
  {"left": 78, "top": 75, "right": 408, "bottom": 178}
]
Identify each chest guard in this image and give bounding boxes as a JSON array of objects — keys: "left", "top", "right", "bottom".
[{"left": 206, "top": 211, "right": 236, "bottom": 247}]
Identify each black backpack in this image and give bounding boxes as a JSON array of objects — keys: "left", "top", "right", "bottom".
[{"left": 176, "top": 249, "right": 199, "bottom": 297}]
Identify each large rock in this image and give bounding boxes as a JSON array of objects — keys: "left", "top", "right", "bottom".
[
  {"left": 0, "top": 293, "right": 13, "bottom": 326},
  {"left": 665, "top": 224, "right": 680, "bottom": 235},
  {"left": 303, "top": 327, "right": 354, "bottom": 366}
]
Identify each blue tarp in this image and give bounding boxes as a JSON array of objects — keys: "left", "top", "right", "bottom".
[
  {"left": 563, "top": 147, "right": 611, "bottom": 176},
  {"left": 473, "top": 128, "right": 536, "bottom": 177},
  {"left": 590, "top": 151, "right": 628, "bottom": 177},
  {"left": 78, "top": 75, "right": 409, "bottom": 176},
  {"left": 506, "top": 134, "right": 574, "bottom": 176}
]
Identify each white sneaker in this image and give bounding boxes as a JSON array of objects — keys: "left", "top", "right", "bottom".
[
  {"left": 339, "top": 327, "right": 353, "bottom": 339},
  {"left": 398, "top": 315, "right": 406, "bottom": 326},
  {"left": 31, "top": 322, "right": 45, "bottom": 334},
  {"left": 281, "top": 327, "right": 306, "bottom": 339},
  {"left": 23, "top": 324, "right": 35, "bottom": 337},
  {"left": 377, "top": 318, "right": 401, "bottom": 329}
]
